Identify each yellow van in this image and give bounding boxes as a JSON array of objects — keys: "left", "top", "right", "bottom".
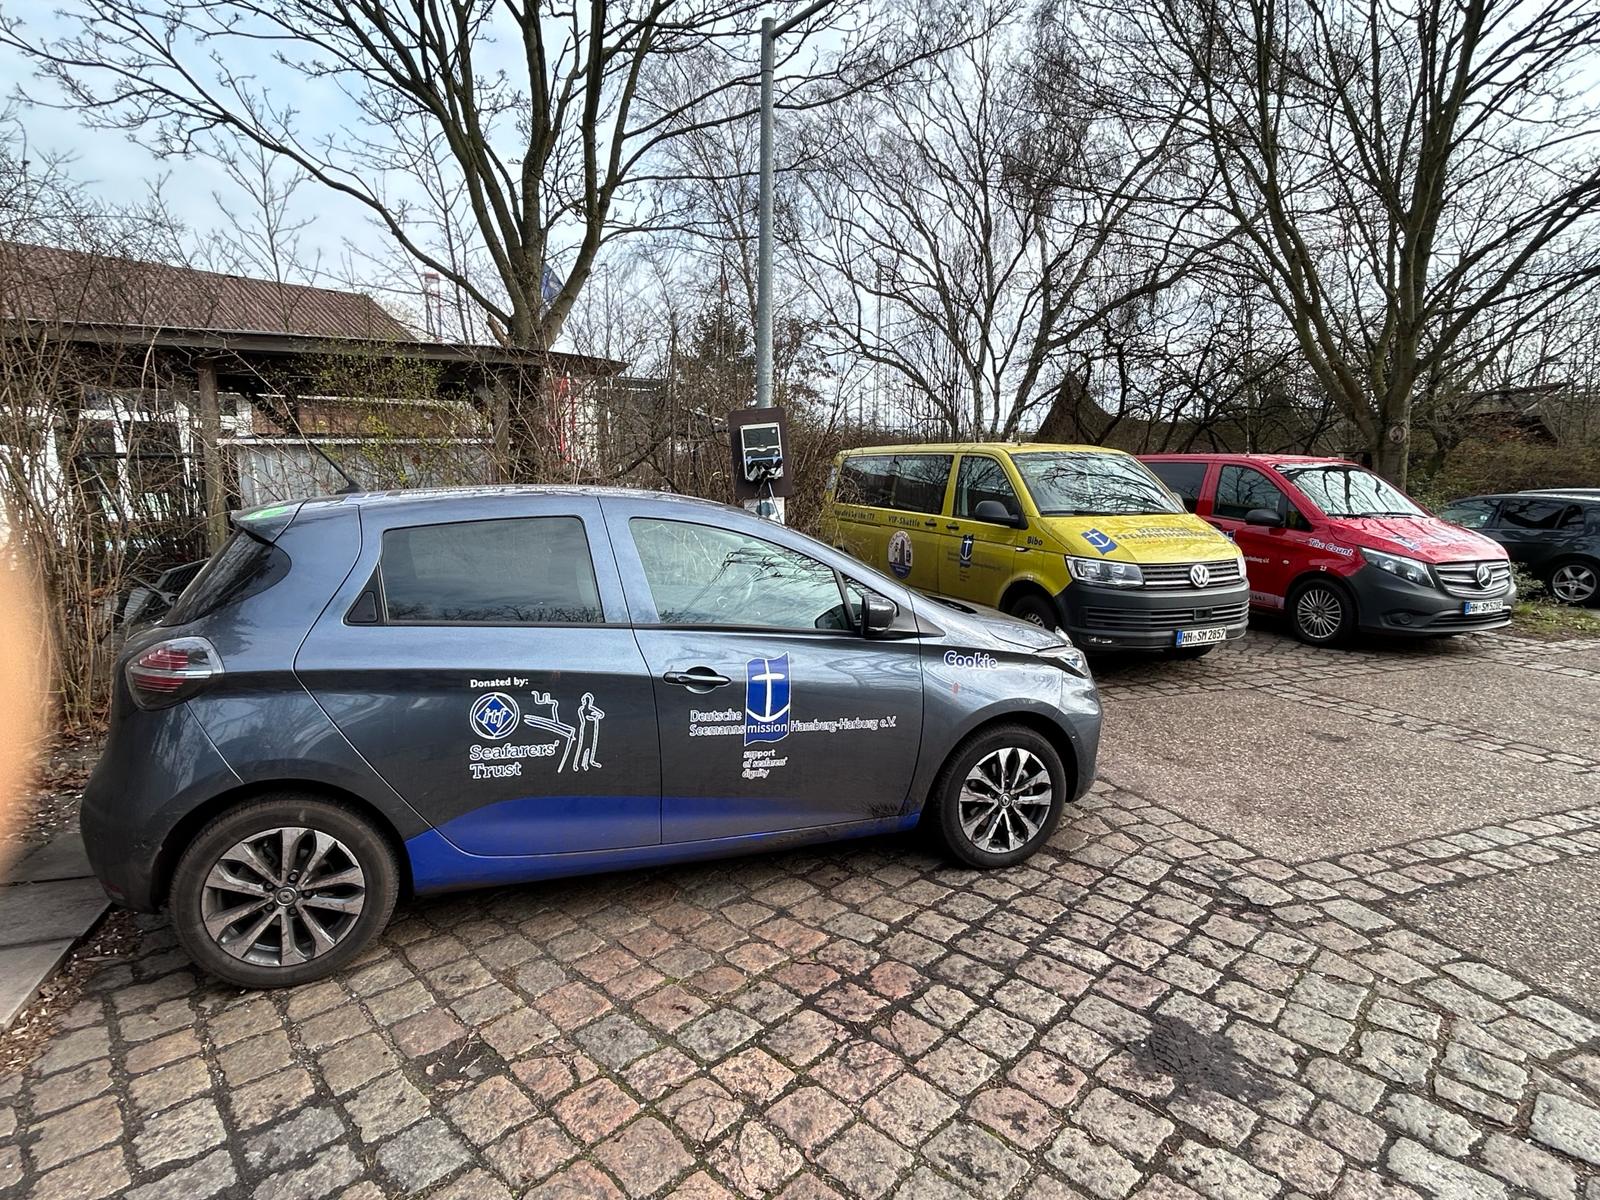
[{"left": 821, "top": 443, "right": 1249, "bottom": 655}]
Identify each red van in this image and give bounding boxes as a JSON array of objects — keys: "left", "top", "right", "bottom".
[{"left": 1140, "top": 454, "right": 1515, "bottom": 645}]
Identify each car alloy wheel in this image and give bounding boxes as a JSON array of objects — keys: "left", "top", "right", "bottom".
[
  {"left": 1550, "top": 562, "right": 1598, "bottom": 605},
  {"left": 201, "top": 827, "right": 367, "bottom": 968},
  {"left": 958, "top": 746, "right": 1054, "bottom": 855},
  {"left": 1295, "top": 584, "right": 1344, "bottom": 642}
]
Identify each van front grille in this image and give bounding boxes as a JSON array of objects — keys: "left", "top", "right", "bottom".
[
  {"left": 1435, "top": 560, "right": 1512, "bottom": 598},
  {"left": 1140, "top": 559, "right": 1245, "bottom": 589},
  {"left": 1081, "top": 601, "right": 1250, "bottom": 631}
]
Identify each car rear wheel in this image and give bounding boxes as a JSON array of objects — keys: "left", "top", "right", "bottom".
[
  {"left": 170, "top": 795, "right": 399, "bottom": 989},
  {"left": 1288, "top": 578, "right": 1353, "bottom": 646},
  {"left": 1547, "top": 559, "right": 1599, "bottom": 606},
  {"left": 1005, "top": 593, "right": 1059, "bottom": 630},
  {"left": 932, "top": 724, "right": 1067, "bottom": 869}
]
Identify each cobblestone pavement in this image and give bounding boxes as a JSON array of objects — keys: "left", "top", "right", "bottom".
[{"left": 3, "top": 630, "right": 1600, "bottom": 1199}]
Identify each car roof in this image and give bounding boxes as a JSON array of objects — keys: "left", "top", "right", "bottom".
[
  {"left": 839, "top": 442, "right": 1126, "bottom": 456},
  {"left": 1456, "top": 492, "right": 1599, "bottom": 503},
  {"left": 1139, "top": 452, "right": 1354, "bottom": 465},
  {"left": 283, "top": 484, "right": 740, "bottom": 517}
]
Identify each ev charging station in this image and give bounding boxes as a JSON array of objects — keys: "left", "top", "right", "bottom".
[{"left": 728, "top": 406, "right": 793, "bottom": 524}]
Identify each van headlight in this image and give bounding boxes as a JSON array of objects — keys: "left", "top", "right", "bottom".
[
  {"left": 1036, "top": 642, "right": 1091, "bottom": 677},
  {"left": 1360, "top": 547, "right": 1433, "bottom": 587},
  {"left": 1067, "top": 557, "right": 1143, "bottom": 588}
]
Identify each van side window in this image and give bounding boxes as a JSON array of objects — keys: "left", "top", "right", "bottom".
[
  {"left": 1215, "top": 466, "right": 1307, "bottom": 529},
  {"left": 888, "top": 454, "right": 954, "bottom": 514},
  {"left": 1146, "top": 461, "right": 1206, "bottom": 512},
  {"left": 837, "top": 456, "right": 894, "bottom": 507},
  {"left": 955, "top": 456, "right": 1020, "bottom": 520},
  {"left": 1440, "top": 499, "right": 1498, "bottom": 529},
  {"left": 381, "top": 517, "right": 603, "bottom": 624}
]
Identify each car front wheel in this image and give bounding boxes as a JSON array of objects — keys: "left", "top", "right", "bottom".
[
  {"left": 932, "top": 724, "right": 1067, "bottom": 868},
  {"left": 169, "top": 795, "right": 399, "bottom": 989}
]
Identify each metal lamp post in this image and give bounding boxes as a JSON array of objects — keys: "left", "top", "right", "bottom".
[{"left": 748, "top": 1, "right": 831, "bottom": 523}]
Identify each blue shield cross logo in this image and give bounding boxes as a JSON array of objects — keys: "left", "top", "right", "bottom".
[
  {"left": 744, "top": 655, "right": 791, "bottom": 745},
  {"left": 1084, "top": 528, "right": 1119, "bottom": 556}
]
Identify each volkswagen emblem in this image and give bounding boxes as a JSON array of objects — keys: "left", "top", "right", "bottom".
[
  {"left": 1474, "top": 562, "right": 1493, "bottom": 588},
  {"left": 1189, "top": 563, "right": 1211, "bottom": 588}
]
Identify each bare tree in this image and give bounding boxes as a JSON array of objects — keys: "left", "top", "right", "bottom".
[
  {"left": 795, "top": 3, "right": 1218, "bottom": 439},
  {"left": 1113, "top": 0, "right": 1600, "bottom": 484},
  {"left": 3, "top": 2, "right": 960, "bottom": 345}
]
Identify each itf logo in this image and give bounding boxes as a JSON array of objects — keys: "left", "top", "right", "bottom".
[
  {"left": 469, "top": 692, "right": 521, "bottom": 741},
  {"left": 744, "top": 654, "right": 791, "bottom": 745},
  {"left": 1084, "top": 528, "right": 1119, "bottom": 556}
]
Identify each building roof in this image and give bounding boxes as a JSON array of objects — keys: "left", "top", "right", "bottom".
[
  {"left": 0, "top": 239, "right": 416, "bottom": 340},
  {"left": 0, "top": 239, "right": 625, "bottom": 379}
]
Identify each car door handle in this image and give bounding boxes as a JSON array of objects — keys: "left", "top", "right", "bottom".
[
  {"left": 946, "top": 523, "right": 960, "bottom": 531},
  {"left": 923, "top": 519, "right": 938, "bottom": 528},
  {"left": 663, "top": 668, "right": 732, "bottom": 690}
]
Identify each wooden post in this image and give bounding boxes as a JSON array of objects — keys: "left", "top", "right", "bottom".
[{"left": 195, "top": 360, "right": 229, "bottom": 550}]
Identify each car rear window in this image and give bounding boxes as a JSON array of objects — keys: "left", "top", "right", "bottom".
[
  {"left": 381, "top": 516, "right": 603, "bottom": 624},
  {"left": 164, "top": 531, "right": 290, "bottom": 626}
]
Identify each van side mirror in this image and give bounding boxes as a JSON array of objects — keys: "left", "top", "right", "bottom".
[
  {"left": 1244, "top": 507, "right": 1284, "bottom": 528},
  {"left": 973, "top": 499, "right": 1023, "bottom": 527},
  {"left": 861, "top": 593, "right": 897, "bottom": 635}
]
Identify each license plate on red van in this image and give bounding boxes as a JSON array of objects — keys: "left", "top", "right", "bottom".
[
  {"left": 1461, "top": 600, "right": 1505, "bottom": 615},
  {"left": 1175, "top": 627, "right": 1227, "bottom": 646}
]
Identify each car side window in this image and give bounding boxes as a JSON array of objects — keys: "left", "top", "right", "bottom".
[
  {"left": 888, "top": 454, "right": 954, "bottom": 514},
  {"left": 1147, "top": 461, "right": 1207, "bottom": 513},
  {"left": 954, "top": 456, "right": 1020, "bottom": 520},
  {"left": 1497, "top": 499, "right": 1576, "bottom": 531},
  {"left": 1440, "top": 499, "right": 1498, "bottom": 529},
  {"left": 630, "top": 518, "right": 850, "bottom": 630},
  {"left": 381, "top": 516, "right": 603, "bottom": 624},
  {"left": 837, "top": 456, "right": 893, "bottom": 507}
]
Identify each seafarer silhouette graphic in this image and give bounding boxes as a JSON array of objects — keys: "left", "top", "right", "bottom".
[{"left": 575, "top": 692, "right": 606, "bottom": 771}]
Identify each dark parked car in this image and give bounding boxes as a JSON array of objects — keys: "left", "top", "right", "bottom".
[
  {"left": 84, "top": 487, "right": 1102, "bottom": 988},
  {"left": 1438, "top": 493, "right": 1600, "bottom": 605}
]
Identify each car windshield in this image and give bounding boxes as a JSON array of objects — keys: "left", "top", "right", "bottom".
[
  {"left": 1279, "top": 464, "right": 1425, "bottom": 518},
  {"left": 1011, "top": 452, "right": 1182, "bottom": 517}
]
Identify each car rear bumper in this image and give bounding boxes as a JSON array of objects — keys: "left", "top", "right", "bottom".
[
  {"left": 1348, "top": 567, "right": 1516, "bottom": 636},
  {"left": 80, "top": 699, "right": 239, "bottom": 911},
  {"left": 1055, "top": 580, "right": 1251, "bottom": 650}
]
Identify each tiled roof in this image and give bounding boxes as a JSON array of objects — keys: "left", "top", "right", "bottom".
[{"left": 0, "top": 240, "right": 416, "bottom": 341}]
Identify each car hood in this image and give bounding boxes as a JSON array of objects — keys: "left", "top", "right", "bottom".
[
  {"left": 1047, "top": 514, "right": 1239, "bottom": 564},
  {"left": 1331, "top": 516, "right": 1507, "bottom": 562},
  {"left": 914, "top": 594, "right": 1063, "bottom": 652}
]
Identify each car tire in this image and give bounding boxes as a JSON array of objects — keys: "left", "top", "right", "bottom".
[
  {"left": 931, "top": 724, "right": 1067, "bottom": 869},
  {"left": 169, "top": 795, "right": 400, "bottom": 990},
  {"left": 1005, "top": 593, "right": 1059, "bottom": 630},
  {"left": 1546, "top": 558, "right": 1600, "bottom": 607},
  {"left": 1288, "top": 577, "right": 1354, "bottom": 646}
]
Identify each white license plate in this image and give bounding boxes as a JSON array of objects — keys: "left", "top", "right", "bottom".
[
  {"left": 1462, "top": 600, "right": 1504, "bottom": 615},
  {"left": 1175, "top": 626, "right": 1227, "bottom": 646}
]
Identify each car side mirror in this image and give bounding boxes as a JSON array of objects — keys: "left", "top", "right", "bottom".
[
  {"left": 973, "top": 499, "right": 1022, "bottom": 527},
  {"left": 861, "top": 593, "right": 898, "bottom": 635},
  {"left": 1244, "top": 507, "right": 1284, "bottom": 528}
]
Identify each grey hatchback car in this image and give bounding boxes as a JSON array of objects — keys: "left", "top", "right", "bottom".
[{"left": 84, "top": 487, "right": 1102, "bottom": 988}]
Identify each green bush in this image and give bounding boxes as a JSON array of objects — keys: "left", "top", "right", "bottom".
[{"left": 1425, "top": 438, "right": 1600, "bottom": 504}]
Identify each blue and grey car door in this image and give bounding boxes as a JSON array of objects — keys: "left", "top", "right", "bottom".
[
  {"left": 603, "top": 499, "right": 924, "bottom": 842},
  {"left": 296, "top": 494, "right": 662, "bottom": 857}
]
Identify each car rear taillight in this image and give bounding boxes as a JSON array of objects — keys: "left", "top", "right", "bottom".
[{"left": 125, "top": 636, "right": 224, "bottom": 709}]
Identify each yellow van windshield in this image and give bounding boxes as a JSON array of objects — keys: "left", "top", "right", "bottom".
[{"left": 1013, "top": 452, "right": 1183, "bottom": 517}]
